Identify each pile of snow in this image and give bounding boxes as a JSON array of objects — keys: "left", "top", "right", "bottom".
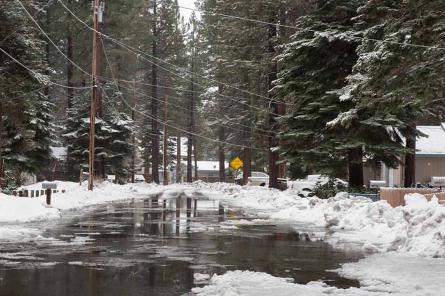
[
  {"left": 187, "top": 182, "right": 445, "bottom": 257},
  {"left": 1, "top": 181, "right": 168, "bottom": 223},
  {"left": 337, "top": 253, "right": 445, "bottom": 295},
  {"left": 192, "top": 270, "right": 374, "bottom": 296},
  {"left": 2, "top": 180, "right": 445, "bottom": 257},
  {"left": 193, "top": 253, "right": 445, "bottom": 296}
]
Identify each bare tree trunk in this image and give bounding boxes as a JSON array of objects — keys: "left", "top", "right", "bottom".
[
  {"left": 218, "top": 126, "right": 225, "bottom": 182},
  {"left": 151, "top": 0, "right": 160, "bottom": 184},
  {"left": 187, "top": 136, "right": 193, "bottom": 182},
  {"left": 348, "top": 148, "right": 364, "bottom": 188},
  {"left": 268, "top": 19, "right": 279, "bottom": 189},
  {"left": 193, "top": 139, "right": 198, "bottom": 181},
  {"left": 176, "top": 136, "right": 181, "bottom": 183},
  {"left": 404, "top": 124, "right": 416, "bottom": 188}
]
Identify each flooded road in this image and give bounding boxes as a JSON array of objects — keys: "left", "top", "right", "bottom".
[{"left": 0, "top": 192, "right": 363, "bottom": 296}]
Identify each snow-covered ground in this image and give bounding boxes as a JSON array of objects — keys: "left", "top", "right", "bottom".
[{"left": 1, "top": 181, "right": 445, "bottom": 295}]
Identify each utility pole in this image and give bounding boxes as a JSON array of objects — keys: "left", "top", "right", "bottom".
[
  {"left": 88, "top": 0, "right": 101, "bottom": 191},
  {"left": 151, "top": 0, "right": 160, "bottom": 184},
  {"left": 163, "top": 96, "right": 168, "bottom": 185},
  {"left": 131, "top": 79, "right": 136, "bottom": 183}
]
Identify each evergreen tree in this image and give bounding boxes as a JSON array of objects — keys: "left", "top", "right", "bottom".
[
  {"left": 274, "top": 0, "right": 367, "bottom": 185},
  {"left": 0, "top": 0, "right": 53, "bottom": 187}
]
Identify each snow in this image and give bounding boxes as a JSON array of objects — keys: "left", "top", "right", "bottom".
[
  {"left": 50, "top": 146, "right": 67, "bottom": 160},
  {"left": 192, "top": 270, "right": 377, "bottom": 296},
  {"left": 416, "top": 125, "right": 445, "bottom": 156},
  {"left": 196, "top": 161, "right": 229, "bottom": 172},
  {"left": 188, "top": 182, "right": 445, "bottom": 257},
  {"left": 1, "top": 181, "right": 445, "bottom": 294},
  {"left": 192, "top": 254, "right": 445, "bottom": 296},
  {"left": 0, "top": 181, "right": 164, "bottom": 240}
]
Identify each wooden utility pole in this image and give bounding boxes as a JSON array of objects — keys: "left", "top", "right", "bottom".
[
  {"left": 151, "top": 0, "right": 160, "bottom": 184},
  {"left": 163, "top": 96, "right": 169, "bottom": 185},
  {"left": 131, "top": 80, "right": 136, "bottom": 183},
  {"left": 88, "top": 0, "right": 100, "bottom": 191}
]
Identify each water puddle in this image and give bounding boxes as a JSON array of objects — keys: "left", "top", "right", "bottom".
[{"left": 0, "top": 193, "right": 362, "bottom": 296}]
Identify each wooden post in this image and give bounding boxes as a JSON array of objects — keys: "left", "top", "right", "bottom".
[
  {"left": 46, "top": 188, "right": 51, "bottom": 205},
  {"left": 88, "top": 0, "right": 100, "bottom": 191},
  {"left": 163, "top": 96, "right": 168, "bottom": 185}
]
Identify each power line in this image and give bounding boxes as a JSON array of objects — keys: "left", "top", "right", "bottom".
[
  {"left": 16, "top": 0, "right": 92, "bottom": 77},
  {"left": 119, "top": 95, "right": 261, "bottom": 151},
  {"left": 99, "top": 34, "right": 261, "bottom": 149},
  {"left": 115, "top": 82, "right": 268, "bottom": 135},
  {"left": 0, "top": 47, "right": 91, "bottom": 90},
  {"left": 56, "top": 0, "right": 287, "bottom": 114},
  {"left": 177, "top": 5, "right": 445, "bottom": 51}
]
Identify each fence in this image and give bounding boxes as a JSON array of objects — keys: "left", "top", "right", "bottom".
[
  {"left": 12, "top": 189, "right": 65, "bottom": 198},
  {"left": 380, "top": 188, "right": 445, "bottom": 207}
]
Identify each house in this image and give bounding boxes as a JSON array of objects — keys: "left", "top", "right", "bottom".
[
  {"left": 49, "top": 146, "right": 68, "bottom": 180},
  {"left": 364, "top": 124, "right": 445, "bottom": 187}
]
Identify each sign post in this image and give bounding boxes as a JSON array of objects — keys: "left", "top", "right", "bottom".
[
  {"left": 230, "top": 157, "right": 243, "bottom": 171},
  {"left": 230, "top": 157, "right": 244, "bottom": 183},
  {"left": 42, "top": 183, "right": 57, "bottom": 205}
]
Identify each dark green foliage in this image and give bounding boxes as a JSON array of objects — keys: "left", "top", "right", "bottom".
[{"left": 0, "top": 0, "right": 53, "bottom": 187}]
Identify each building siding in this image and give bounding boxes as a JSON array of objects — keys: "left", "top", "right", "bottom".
[{"left": 416, "top": 156, "right": 445, "bottom": 184}]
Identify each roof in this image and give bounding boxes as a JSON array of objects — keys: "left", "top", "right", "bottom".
[
  {"left": 50, "top": 147, "right": 67, "bottom": 160},
  {"left": 416, "top": 124, "right": 445, "bottom": 156},
  {"left": 195, "top": 161, "right": 229, "bottom": 172}
]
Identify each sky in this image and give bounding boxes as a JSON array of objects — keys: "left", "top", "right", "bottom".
[{"left": 178, "top": 0, "right": 197, "bottom": 21}]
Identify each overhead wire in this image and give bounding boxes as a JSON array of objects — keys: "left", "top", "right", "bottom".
[
  {"left": 98, "top": 34, "right": 259, "bottom": 151},
  {"left": 16, "top": 0, "right": 93, "bottom": 78},
  {"left": 55, "top": 0, "right": 286, "bottom": 115},
  {"left": 97, "top": 35, "right": 267, "bottom": 134},
  {"left": 0, "top": 47, "right": 91, "bottom": 90},
  {"left": 177, "top": 5, "right": 445, "bottom": 51}
]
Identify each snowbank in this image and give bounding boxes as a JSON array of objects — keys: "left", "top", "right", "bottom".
[
  {"left": 192, "top": 270, "right": 376, "bottom": 296},
  {"left": 192, "top": 253, "right": 445, "bottom": 296},
  {"left": 0, "top": 181, "right": 165, "bottom": 224},
  {"left": 187, "top": 182, "right": 445, "bottom": 257},
  {"left": 2, "top": 181, "right": 445, "bottom": 257},
  {"left": 0, "top": 181, "right": 167, "bottom": 240}
]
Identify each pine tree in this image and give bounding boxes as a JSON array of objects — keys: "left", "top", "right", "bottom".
[
  {"left": 274, "top": 0, "right": 367, "bottom": 186},
  {"left": 0, "top": 0, "right": 53, "bottom": 187}
]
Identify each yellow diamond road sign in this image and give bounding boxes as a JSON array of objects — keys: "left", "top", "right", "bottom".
[{"left": 230, "top": 157, "right": 243, "bottom": 170}]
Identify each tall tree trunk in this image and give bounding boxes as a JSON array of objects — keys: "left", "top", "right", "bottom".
[
  {"left": 66, "top": 0, "right": 74, "bottom": 109},
  {"left": 193, "top": 139, "right": 198, "bottom": 181},
  {"left": 0, "top": 101, "right": 4, "bottom": 187},
  {"left": 404, "top": 124, "right": 416, "bottom": 188},
  {"left": 151, "top": 0, "right": 160, "bottom": 184},
  {"left": 218, "top": 126, "right": 225, "bottom": 182},
  {"left": 176, "top": 136, "right": 181, "bottom": 183},
  {"left": 187, "top": 28, "right": 196, "bottom": 183},
  {"left": 66, "top": 0, "right": 74, "bottom": 179},
  {"left": 268, "top": 19, "right": 279, "bottom": 189},
  {"left": 187, "top": 136, "right": 193, "bottom": 182},
  {"left": 348, "top": 148, "right": 364, "bottom": 188}
]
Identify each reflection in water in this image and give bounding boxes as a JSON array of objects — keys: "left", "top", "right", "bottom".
[{"left": 0, "top": 193, "right": 362, "bottom": 296}]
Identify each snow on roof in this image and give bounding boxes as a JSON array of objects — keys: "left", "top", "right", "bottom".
[
  {"left": 416, "top": 125, "right": 445, "bottom": 156},
  {"left": 196, "top": 161, "right": 229, "bottom": 172},
  {"left": 50, "top": 147, "right": 67, "bottom": 160}
]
